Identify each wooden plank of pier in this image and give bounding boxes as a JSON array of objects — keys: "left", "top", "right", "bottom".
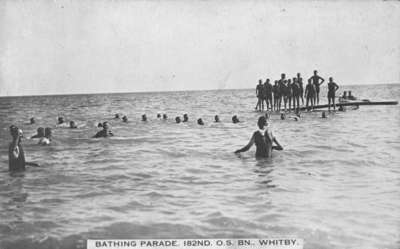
[{"left": 297, "top": 100, "right": 398, "bottom": 111}]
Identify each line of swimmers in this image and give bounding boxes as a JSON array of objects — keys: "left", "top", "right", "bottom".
[
  {"left": 115, "top": 113, "right": 240, "bottom": 124},
  {"left": 23, "top": 113, "right": 243, "bottom": 142},
  {"left": 7, "top": 112, "right": 287, "bottom": 172},
  {"left": 256, "top": 70, "right": 340, "bottom": 112},
  {"left": 8, "top": 108, "right": 338, "bottom": 173}
]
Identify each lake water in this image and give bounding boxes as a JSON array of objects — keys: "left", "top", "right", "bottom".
[{"left": 0, "top": 84, "right": 399, "bottom": 249}]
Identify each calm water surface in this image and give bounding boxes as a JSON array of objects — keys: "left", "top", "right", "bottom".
[{"left": 0, "top": 84, "right": 399, "bottom": 249}]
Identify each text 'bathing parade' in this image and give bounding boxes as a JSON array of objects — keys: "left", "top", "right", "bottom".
[{"left": 6, "top": 70, "right": 398, "bottom": 172}]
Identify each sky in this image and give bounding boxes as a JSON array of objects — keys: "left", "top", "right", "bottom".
[{"left": 0, "top": 0, "right": 399, "bottom": 96}]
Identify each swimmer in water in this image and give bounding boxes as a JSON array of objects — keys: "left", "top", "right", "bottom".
[
  {"left": 31, "top": 127, "right": 45, "bottom": 139},
  {"left": 56, "top": 116, "right": 69, "bottom": 127},
  {"left": 122, "top": 116, "right": 128, "bottom": 122},
  {"left": 58, "top": 117, "right": 65, "bottom": 125},
  {"left": 8, "top": 126, "right": 39, "bottom": 171},
  {"left": 142, "top": 114, "right": 147, "bottom": 121},
  {"left": 234, "top": 116, "right": 283, "bottom": 158},
  {"left": 115, "top": 114, "right": 120, "bottom": 119},
  {"left": 8, "top": 126, "right": 26, "bottom": 171},
  {"left": 214, "top": 115, "right": 220, "bottom": 123},
  {"left": 197, "top": 118, "right": 204, "bottom": 125},
  {"left": 38, "top": 127, "right": 52, "bottom": 145},
  {"left": 232, "top": 115, "right": 240, "bottom": 124},
  {"left": 157, "top": 113, "right": 161, "bottom": 118},
  {"left": 69, "top": 121, "right": 78, "bottom": 128},
  {"left": 183, "top": 114, "right": 188, "bottom": 122},
  {"left": 30, "top": 117, "right": 35, "bottom": 124},
  {"left": 163, "top": 114, "right": 168, "bottom": 120},
  {"left": 327, "top": 77, "right": 339, "bottom": 112},
  {"left": 176, "top": 117, "right": 181, "bottom": 123},
  {"left": 93, "top": 122, "right": 114, "bottom": 138}
]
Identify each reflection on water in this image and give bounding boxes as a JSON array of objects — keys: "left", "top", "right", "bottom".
[{"left": 0, "top": 84, "right": 399, "bottom": 249}]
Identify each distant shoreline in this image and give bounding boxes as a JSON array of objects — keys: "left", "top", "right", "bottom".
[{"left": 1, "top": 82, "right": 399, "bottom": 98}]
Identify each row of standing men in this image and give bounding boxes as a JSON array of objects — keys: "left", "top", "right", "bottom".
[{"left": 256, "top": 70, "right": 340, "bottom": 112}]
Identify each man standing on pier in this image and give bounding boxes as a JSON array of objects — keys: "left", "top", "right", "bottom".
[
  {"left": 309, "top": 70, "right": 325, "bottom": 105},
  {"left": 296, "top": 73, "right": 304, "bottom": 105},
  {"left": 255, "top": 79, "right": 264, "bottom": 111},
  {"left": 327, "top": 77, "right": 339, "bottom": 112},
  {"left": 264, "top": 78, "right": 273, "bottom": 111}
]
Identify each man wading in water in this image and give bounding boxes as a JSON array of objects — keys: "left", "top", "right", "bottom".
[
  {"left": 8, "top": 125, "right": 39, "bottom": 171},
  {"left": 235, "top": 116, "right": 283, "bottom": 158}
]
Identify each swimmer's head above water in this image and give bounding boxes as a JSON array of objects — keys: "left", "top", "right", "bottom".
[
  {"left": 142, "top": 114, "right": 147, "bottom": 122},
  {"left": 214, "top": 115, "right": 220, "bottom": 123},
  {"left": 197, "top": 118, "right": 204, "bottom": 125},
  {"left": 183, "top": 114, "right": 188, "bottom": 122},
  {"left": 115, "top": 114, "right": 120, "bottom": 119},
  {"left": 280, "top": 113, "right": 286, "bottom": 120},
  {"left": 58, "top": 117, "right": 64, "bottom": 124},
  {"left": 175, "top": 117, "right": 181, "bottom": 123},
  {"left": 93, "top": 122, "right": 113, "bottom": 138},
  {"left": 157, "top": 113, "right": 161, "bottom": 118},
  {"left": 69, "top": 121, "right": 78, "bottom": 128},
  {"left": 232, "top": 115, "right": 240, "bottom": 124},
  {"left": 30, "top": 117, "right": 35, "bottom": 124},
  {"left": 10, "top": 125, "right": 23, "bottom": 140},
  {"left": 122, "top": 116, "right": 128, "bottom": 122},
  {"left": 257, "top": 116, "right": 267, "bottom": 129},
  {"left": 35, "top": 127, "right": 45, "bottom": 137},
  {"left": 163, "top": 114, "right": 167, "bottom": 120},
  {"left": 102, "top": 122, "right": 110, "bottom": 130}
]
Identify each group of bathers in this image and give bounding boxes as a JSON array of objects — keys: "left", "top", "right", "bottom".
[{"left": 256, "top": 70, "right": 333, "bottom": 112}]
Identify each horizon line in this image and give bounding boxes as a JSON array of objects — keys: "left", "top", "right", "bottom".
[{"left": 1, "top": 82, "right": 399, "bottom": 98}]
